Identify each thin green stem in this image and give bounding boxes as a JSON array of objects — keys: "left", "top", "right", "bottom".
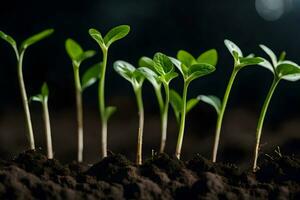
[
  {"left": 42, "top": 99, "right": 53, "bottom": 159},
  {"left": 160, "top": 83, "right": 169, "bottom": 153},
  {"left": 175, "top": 81, "right": 189, "bottom": 159},
  {"left": 135, "top": 87, "right": 144, "bottom": 165},
  {"left": 253, "top": 78, "right": 279, "bottom": 172},
  {"left": 212, "top": 69, "right": 238, "bottom": 162},
  {"left": 18, "top": 51, "right": 35, "bottom": 150},
  {"left": 73, "top": 64, "right": 83, "bottom": 162},
  {"left": 154, "top": 87, "right": 164, "bottom": 114},
  {"left": 99, "top": 48, "right": 108, "bottom": 158}
]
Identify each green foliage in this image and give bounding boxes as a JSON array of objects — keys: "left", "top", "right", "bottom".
[
  {"left": 197, "top": 95, "right": 221, "bottom": 114},
  {"left": 89, "top": 25, "right": 130, "bottom": 50},
  {"left": 81, "top": 63, "right": 102, "bottom": 90},
  {"left": 65, "top": 39, "right": 96, "bottom": 65},
  {"left": 31, "top": 83, "right": 49, "bottom": 103},
  {"left": 0, "top": 31, "right": 17, "bottom": 48},
  {"left": 20, "top": 29, "right": 54, "bottom": 50},
  {"left": 105, "top": 106, "right": 117, "bottom": 120},
  {"left": 197, "top": 49, "right": 218, "bottom": 66}
]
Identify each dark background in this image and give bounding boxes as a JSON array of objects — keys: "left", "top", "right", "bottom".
[{"left": 0, "top": 0, "right": 299, "bottom": 167}]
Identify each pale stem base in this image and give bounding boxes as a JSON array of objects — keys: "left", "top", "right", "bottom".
[{"left": 43, "top": 101, "right": 53, "bottom": 159}]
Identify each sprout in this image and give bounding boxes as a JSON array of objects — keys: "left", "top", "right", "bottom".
[
  {"left": 170, "top": 49, "right": 217, "bottom": 159},
  {"left": 138, "top": 53, "right": 178, "bottom": 153},
  {"left": 89, "top": 25, "right": 130, "bottom": 158},
  {"left": 207, "top": 40, "right": 263, "bottom": 163},
  {"left": 113, "top": 61, "right": 145, "bottom": 165},
  {"left": 253, "top": 45, "right": 300, "bottom": 172},
  {"left": 65, "top": 38, "right": 98, "bottom": 162},
  {"left": 0, "top": 29, "right": 54, "bottom": 150},
  {"left": 30, "top": 83, "right": 53, "bottom": 159}
]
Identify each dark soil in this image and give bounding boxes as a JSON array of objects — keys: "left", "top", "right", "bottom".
[{"left": 0, "top": 150, "right": 299, "bottom": 199}]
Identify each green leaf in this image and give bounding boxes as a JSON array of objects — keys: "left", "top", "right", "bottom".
[
  {"left": 65, "top": 38, "right": 84, "bottom": 61},
  {"left": 77, "top": 50, "right": 96, "bottom": 63},
  {"left": 260, "top": 44, "right": 277, "bottom": 67},
  {"left": 89, "top": 28, "right": 105, "bottom": 49},
  {"left": 0, "top": 31, "right": 16, "bottom": 47},
  {"left": 177, "top": 50, "right": 196, "bottom": 67},
  {"left": 138, "top": 67, "right": 161, "bottom": 90},
  {"left": 105, "top": 106, "right": 117, "bottom": 120},
  {"left": 138, "top": 56, "right": 156, "bottom": 71},
  {"left": 82, "top": 62, "right": 101, "bottom": 90},
  {"left": 197, "top": 49, "right": 218, "bottom": 66},
  {"left": 169, "top": 57, "right": 185, "bottom": 76},
  {"left": 186, "top": 98, "right": 200, "bottom": 114},
  {"left": 30, "top": 94, "right": 43, "bottom": 103},
  {"left": 238, "top": 57, "right": 264, "bottom": 68},
  {"left": 197, "top": 95, "right": 221, "bottom": 114},
  {"left": 163, "top": 71, "right": 178, "bottom": 84},
  {"left": 169, "top": 89, "right": 182, "bottom": 123},
  {"left": 20, "top": 29, "right": 54, "bottom": 50},
  {"left": 276, "top": 61, "right": 300, "bottom": 81},
  {"left": 258, "top": 58, "right": 275, "bottom": 74},
  {"left": 153, "top": 52, "right": 174, "bottom": 75},
  {"left": 224, "top": 39, "right": 243, "bottom": 58},
  {"left": 279, "top": 51, "right": 286, "bottom": 62},
  {"left": 104, "top": 25, "right": 130, "bottom": 48},
  {"left": 186, "top": 63, "right": 215, "bottom": 82},
  {"left": 41, "top": 83, "right": 49, "bottom": 98}
]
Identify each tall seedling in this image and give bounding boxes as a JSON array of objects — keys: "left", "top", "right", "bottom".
[
  {"left": 89, "top": 25, "right": 130, "bottom": 158},
  {"left": 139, "top": 53, "right": 178, "bottom": 152},
  {"left": 30, "top": 83, "right": 53, "bottom": 159},
  {"left": 170, "top": 49, "right": 217, "bottom": 159},
  {"left": 253, "top": 45, "right": 300, "bottom": 171},
  {"left": 208, "top": 40, "right": 263, "bottom": 163},
  {"left": 65, "top": 38, "right": 100, "bottom": 162},
  {"left": 114, "top": 61, "right": 145, "bottom": 165},
  {"left": 0, "top": 29, "right": 54, "bottom": 150}
]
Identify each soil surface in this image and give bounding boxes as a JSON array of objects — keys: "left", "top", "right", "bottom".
[{"left": 0, "top": 150, "right": 299, "bottom": 199}]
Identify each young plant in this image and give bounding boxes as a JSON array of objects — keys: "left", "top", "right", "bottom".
[
  {"left": 89, "top": 25, "right": 130, "bottom": 158},
  {"left": 208, "top": 40, "right": 263, "bottom": 163},
  {"left": 0, "top": 29, "right": 54, "bottom": 150},
  {"left": 30, "top": 83, "right": 53, "bottom": 159},
  {"left": 65, "top": 38, "right": 99, "bottom": 162},
  {"left": 170, "top": 49, "right": 217, "bottom": 159},
  {"left": 253, "top": 45, "right": 300, "bottom": 171},
  {"left": 113, "top": 61, "right": 145, "bottom": 165},
  {"left": 138, "top": 53, "right": 178, "bottom": 153}
]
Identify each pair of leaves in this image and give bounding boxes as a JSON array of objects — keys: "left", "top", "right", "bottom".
[
  {"left": 65, "top": 39, "right": 96, "bottom": 66},
  {"left": 169, "top": 90, "right": 201, "bottom": 123},
  {"left": 224, "top": 39, "right": 263, "bottom": 69},
  {"left": 89, "top": 25, "right": 130, "bottom": 50},
  {"left": 258, "top": 45, "right": 300, "bottom": 81},
  {"left": 0, "top": 29, "right": 54, "bottom": 53},
  {"left": 170, "top": 49, "right": 217, "bottom": 83},
  {"left": 114, "top": 61, "right": 145, "bottom": 90},
  {"left": 31, "top": 83, "right": 49, "bottom": 103}
]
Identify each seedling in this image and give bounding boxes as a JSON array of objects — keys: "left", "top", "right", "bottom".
[
  {"left": 170, "top": 49, "right": 217, "bottom": 159},
  {"left": 209, "top": 40, "right": 263, "bottom": 163},
  {"left": 253, "top": 45, "right": 300, "bottom": 171},
  {"left": 65, "top": 38, "right": 99, "bottom": 162},
  {"left": 113, "top": 60, "right": 145, "bottom": 165},
  {"left": 138, "top": 53, "right": 178, "bottom": 153},
  {"left": 30, "top": 83, "right": 53, "bottom": 159},
  {"left": 0, "top": 29, "right": 54, "bottom": 150},
  {"left": 89, "top": 25, "right": 130, "bottom": 158}
]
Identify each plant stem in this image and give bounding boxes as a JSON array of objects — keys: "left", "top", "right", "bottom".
[
  {"left": 99, "top": 48, "right": 108, "bottom": 158},
  {"left": 135, "top": 88, "right": 144, "bottom": 165},
  {"left": 212, "top": 69, "right": 238, "bottom": 162},
  {"left": 253, "top": 78, "right": 279, "bottom": 172},
  {"left": 42, "top": 99, "right": 53, "bottom": 159},
  {"left": 18, "top": 51, "right": 35, "bottom": 150},
  {"left": 160, "top": 83, "right": 169, "bottom": 153},
  {"left": 175, "top": 81, "right": 189, "bottom": 159},
  {"left": 73, "top": 65, "right": 83, "bottom": 162},
  {"left": 154, "top": 88, "right": 164, "bottom": 115}
]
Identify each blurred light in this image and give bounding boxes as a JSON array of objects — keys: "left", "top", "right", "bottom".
[{"left": 255, "top": 0, "right": 294, "bottom": 21}]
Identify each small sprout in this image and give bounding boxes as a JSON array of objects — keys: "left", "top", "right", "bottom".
[
  {"left": 170, "top": 49, "right": 217, "bottom": 159},
  {"left": 30, "top": 83, "right": 53, "bottom": 159},
  {"left": 253, "top": 45, "right": 300, "bottom": 172},
  {"left": 170, "top": 89, "right": 200, "bottom": 124},
  {"left": 210, "top": 40, "right": 263, "bottom": 163},
  {"left": 138, "top": 53, "right": 178, "bottom": 153},
  {"left": 0, "top": 29, "right": 54, "bottom": 150},
  {"left": 89, "top": 25, "right": 130, "bottom": 158},
  {"left": 65, "top": 38, "right": 97, "bottom": 162},
  {"left": 114, "top": 60, "right": 145, "bottom": 165}
]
